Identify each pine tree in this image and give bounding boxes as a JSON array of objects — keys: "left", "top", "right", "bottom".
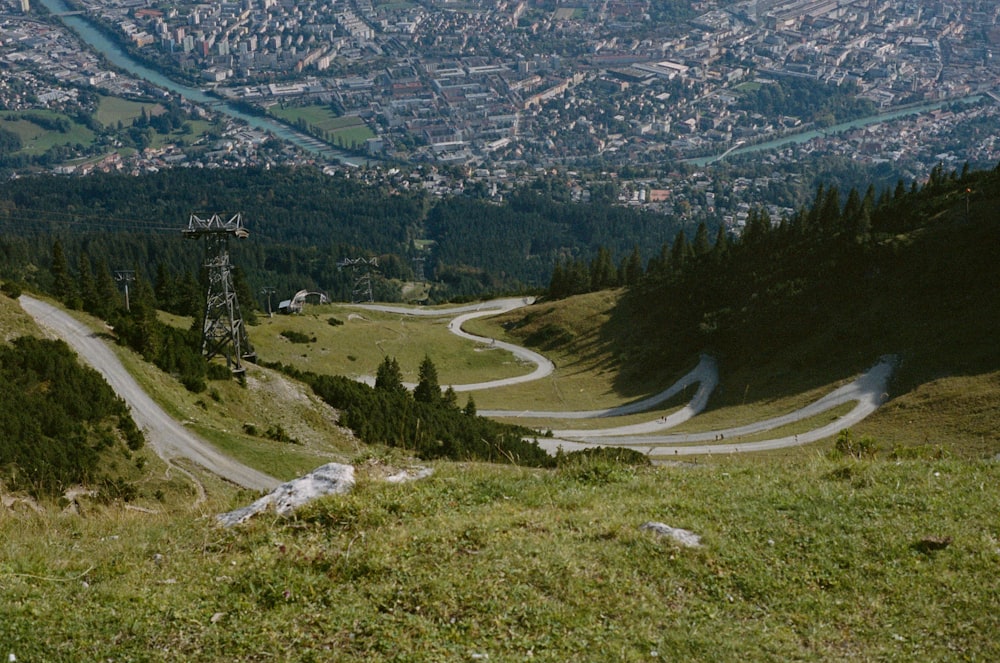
[
  {"left": 692, "top": 222, "right": 712, "bottom": 257},
  {"left": 50, "top": 240, "right": 77, "bottom": 306},
  {"left": 78, "top": 251, "right": 99, "bottom": 315},
  {"left": 712, "top": 225, "right": 729, "bottom": 259},
  {"left": 375, "top": 356, "right": 405, "bottom": 394},
  {"left": 669, "top": 230, "right": 691, "bottom": 272},
  {"left": 413, "top": 355, "right": 441, "bottom": 404},
  {"left": 622, "top": 245, "right": 643, "bottom": 286},
  {"left": 589, "top": 246, "right": 616, "bottom": 291}
]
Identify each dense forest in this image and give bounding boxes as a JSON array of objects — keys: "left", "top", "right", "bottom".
[
  {"left": 735, "top": 77, "right": 878, "bottom": 128},
  {"left": 0, "top": 166, "right": 685, "bottom": 304},
  {"left": 606, "top": 163, "right": 1000, "bottom": 388}
]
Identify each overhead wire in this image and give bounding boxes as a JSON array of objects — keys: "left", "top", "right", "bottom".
[{"left": 0, "top": 205, "right": 279, "bottom": 238}]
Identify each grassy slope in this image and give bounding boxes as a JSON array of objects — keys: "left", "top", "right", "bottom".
[
  {"left": 2, "top": 458, "right": 998, "bottom": 660},
  {"left": 234, "top": 304, "right": 535, "bottom": 387},
  {"left": 3, "top": 178, "right": 1000, "bottom": 658}
]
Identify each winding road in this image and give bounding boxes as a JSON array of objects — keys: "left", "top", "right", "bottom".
[
  {"left": 20, "top": 296, "right": 280, "bottom": 492},
  {"left": 350, "top": 299, "right": 896, "bottom": 457},
  {"left": 21, "top": 293, "right": 896, "bottom": 484}
]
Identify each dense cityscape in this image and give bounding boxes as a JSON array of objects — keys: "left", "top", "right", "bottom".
[{"left": 2, "top": 0, "right": 1000, "bottom": 227}]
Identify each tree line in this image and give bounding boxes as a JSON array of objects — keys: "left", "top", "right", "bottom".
[
  {"left": 270, "top": 355, "right": 554, "bottom": 467},
  {"left": 0, "top": 166, "right": 685, "bottom": 303},
  {"left": 606, "top": 161, "right": 1000, "bottom": 383}
]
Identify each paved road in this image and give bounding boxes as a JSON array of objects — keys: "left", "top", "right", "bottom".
[
  {"left": 535, "top": 356, "right": 896, "bottom": 457},
  {"left": 480, "top": 354, "right": 717, "bottom": 422},
  {"left": 354, "top": 299, "right": 896, "bottom": 457},
  {"left": 20, "top": 296, "right": 280, "bottom": 492},
  {"left": 351, "top": 297, "right": 555, "bottom": 391}
]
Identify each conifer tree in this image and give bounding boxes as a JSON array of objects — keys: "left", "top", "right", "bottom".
[
  {"left": 78, "top": 251, "right": 99, "bottom": 315},
  {"left": 413, "top": 355, "right": 441, "bottom": 404},
  {"left": 375, "top": 356, "right": 405, "bottom": 394},
  {"left": 692, "top": 222, "right": 712, "bottom": 256},
  {"left": 50, "top": 240, "right": 77, "bottom": 306},
  {"left": 622, "top": 245, "right": 643, "bottom": 286}
]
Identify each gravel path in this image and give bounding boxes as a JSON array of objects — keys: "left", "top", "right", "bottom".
[{"left": 20, "top": 296, "right": 279, "bottom": 492}]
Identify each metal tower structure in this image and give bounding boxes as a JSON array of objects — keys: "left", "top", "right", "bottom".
[
  {"left": 183, "top": 213, "right": 256, "bottom": 373},
  {"left": 337, "top": 257, "right": 378, "bottom": 303},
  {"left": 114, "top": 269, "right": 135, "bottom": 311}
]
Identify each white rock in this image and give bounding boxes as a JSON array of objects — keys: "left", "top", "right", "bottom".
[
  {"left": 385, "top": 466, "right": 434, "bottom": 483},
  {"left": 217, "top": 463, "right": 355, "bottom": 527},
  {"left": 640, "top": 521, "right": 703, "bottom": 548}
]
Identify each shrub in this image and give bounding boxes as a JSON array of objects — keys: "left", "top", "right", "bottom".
[
  {"left": 831, "top": 429, "right": 879, "bottom": 459},
  {"left": 280, "top": 330, "right": 315, "bottom": 343},
  {"left": 1, "top": 280, "right": 23, "bottom": 298},
  {"left": 265, "top": 424, "right": 299, "bottom": 444}
]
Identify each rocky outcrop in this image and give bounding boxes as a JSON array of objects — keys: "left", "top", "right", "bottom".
[{"left": 217, "top": 463, "right": 355, "bottom": 527}]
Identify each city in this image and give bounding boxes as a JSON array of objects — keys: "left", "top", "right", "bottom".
[{"left": 1, "top": 0, "right": 1000, "bottom": 227}]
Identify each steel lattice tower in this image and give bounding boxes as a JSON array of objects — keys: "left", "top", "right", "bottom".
[
  {"left": 337, "top": 257, "right": 378, "bottom": 303},
  {"left": 183, "top": 213, "right": 256, "bottom": 373}
]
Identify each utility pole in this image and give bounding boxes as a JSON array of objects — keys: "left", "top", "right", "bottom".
[
  {"left": 183, "top": 213, "right": 256, "bottom": 373},
  {"left": 114, "top": 270, "right": 135, "bottom": 312},
  {"left": 261, "top": 286, "right": 276, "bottom": 317}
]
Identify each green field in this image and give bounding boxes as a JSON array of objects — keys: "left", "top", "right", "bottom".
[
  {"left": 94, "top": 95, "right": 165, "bottom": 127},
  {"left": 0, "top": 111, "right": 95, "bottom": 155},
  {"left": 268, "top": 103, "right": 375, "bottom": 148}
]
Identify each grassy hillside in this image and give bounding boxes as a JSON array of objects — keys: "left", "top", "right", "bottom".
[
  {"left": 3, "top": 457, "right": 998, "bottom": 660},
  {"left": 3, "top": 168, "right": 1000, "bottom": 659}
]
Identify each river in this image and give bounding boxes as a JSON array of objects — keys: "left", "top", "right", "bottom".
[
  {"left": 37, "top": 0, "right": 363, "bottom": 165},
  {"left": 685, "top": 96, "right": 983, "bottom": 167}
]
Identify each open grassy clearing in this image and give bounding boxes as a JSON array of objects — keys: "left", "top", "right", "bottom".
[
  {"left": 0, "top": 112, "right": 95, "bottom": 155},
  {"left": 487, "top": 394, "right": 690, "bottom": 432},
  {"left": 2, "top": 457, "right": 998, "bottom": 660},
  {"left": 329, "top": 124, "right": 376, "bottom": 148},
  {"left": 248, "top": 305, "right": 534, "bottom": 386},
  {"left": 0, "top": 291, "right": 41, "bottom": 342},
  {"left": 267, "top": 104, "right": 374, "bottom": 147},
  {"left": 94, "top": 95, "right": 165, "bottom": 127}
]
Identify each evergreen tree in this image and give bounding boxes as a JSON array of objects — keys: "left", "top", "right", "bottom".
[
  {"left": 669, "top": 230, "right": 691, "bottom": 272},
  {"left": 712, "top": 226, "right": 729, "bottom": 259},
  {"left": 692, "top": 222, "right": 712, "bottom": 257},
  {"left": 443, "top": 385, "right": 458, "bottom": 409},
  {"left": 50, "top": 240, "right": 77, "bottom": 307},
  {"left": 413, "top": 355, "right": 441, "bottom": 404},
  {"left": 622, "top": 245, "right": 643, "bottom": 286},
  {"left": 374, "top": 355, "right": 405, "bottom": 394},
  {"left": 94, "top": 260, "right": 121, "bottom": 319},
  {"left": 589, "top": 246, "right": 616, "bottom": 291},
  {"left": 78, "top": 251, "right": 99, "bottom": 315},
  {"left": 742, "top": 208, "right": 771, "bottom": 247}
]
